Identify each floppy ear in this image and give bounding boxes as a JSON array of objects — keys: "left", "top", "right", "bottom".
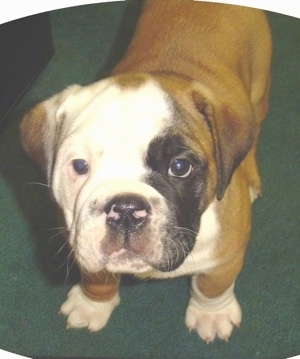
[
  {"left": 20, "top": 85, "right": 81, "bottom": 179},
  {"left": 192, "top": 91, "right": 255, "bottom": 200}
]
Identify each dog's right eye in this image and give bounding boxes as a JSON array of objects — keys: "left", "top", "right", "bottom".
[
  {"left": 72, "top": 159, "right": 89, "bottom": 175},
  {"left": 168, "top": 158, "right": 193, "bottom": 178}
]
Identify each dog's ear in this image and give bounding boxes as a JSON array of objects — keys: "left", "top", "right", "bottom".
[
  {"left": 20, "top": 85, "right": 81, "bottom": 179},
  {"left": 192, "top": 91, "right": 255, "bottom": 200}
]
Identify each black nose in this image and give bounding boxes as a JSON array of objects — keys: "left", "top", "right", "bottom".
[{"left": 104, "top": 194, "right": 150, "bottom": 234}]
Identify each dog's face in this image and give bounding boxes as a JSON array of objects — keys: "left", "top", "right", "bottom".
[{"left": 21, "top": 74, "right": 254, "bottom": 276}]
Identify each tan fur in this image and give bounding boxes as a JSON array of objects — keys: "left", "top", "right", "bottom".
[
  {"left": 81, "top": 271, "right": 120, "bottom": 302},
  {"left": 20, "top": 104, "right": 47, "bottom": 172}
]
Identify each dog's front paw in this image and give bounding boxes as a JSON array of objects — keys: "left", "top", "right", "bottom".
[
  {"left": 185, "top": 295, "right": 242, "bottom": 343},
  {"left": 185, "top": 279, "right": 242, "bottom": 343},
  {"left": 60, "top": 284, "right": 120, "bottom": 332}
]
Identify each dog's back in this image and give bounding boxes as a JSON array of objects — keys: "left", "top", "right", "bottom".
[{"left": 114, "top": 0, "right": 271, "bottom": 117}]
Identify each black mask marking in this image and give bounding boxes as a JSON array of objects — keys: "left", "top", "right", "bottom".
[{"left": 144, "top": 134, "right": 208, "bottom": 271}]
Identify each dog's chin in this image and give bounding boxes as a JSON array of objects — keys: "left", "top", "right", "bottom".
[
  {"left": 77, "top": 248, "right": 185, "bottom": 275},
  {"left": 76, "top": 249, "right": 153, "bottom": 275},
  {"left": 105, "top": 249, "right": 154, "bottom": 274}
]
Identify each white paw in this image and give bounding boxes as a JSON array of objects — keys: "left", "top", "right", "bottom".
[
  {"left": 60, "top": 284, "right": 120, "bottom": 332},
  {"left": 185, "top": 295, "right": 242, "bottom": 343},
  {"left": 185, "top": 278, "right": 242, "bottom": 343}
]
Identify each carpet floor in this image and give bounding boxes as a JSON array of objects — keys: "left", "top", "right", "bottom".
[{"left": 0, "top": 2, "right": 299, "bottom": 358}]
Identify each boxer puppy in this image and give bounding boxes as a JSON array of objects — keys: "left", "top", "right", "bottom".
[{"left": 20, "top": 0, "right": 272, "bottom": 343}]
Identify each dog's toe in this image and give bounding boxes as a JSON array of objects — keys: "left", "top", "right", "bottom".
[
  {"left": 185, "top": 296, "right": 242, "bottom": 342},
  {"left": 60, "top": 284, "right": 120, "bottom": 331}
]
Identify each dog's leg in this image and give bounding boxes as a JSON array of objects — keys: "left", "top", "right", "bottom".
[
  {"left": 244, "top": 73, "right": 271, "bottom": 202},
  {"left": 60, "top": 271, "right": 120, "bottom": 332},
  {"left": 185, "top": 255, "right": 244, "bottom": 343},
  {"left": 241, "top": 138, "right": 262, "bottom": 202}
]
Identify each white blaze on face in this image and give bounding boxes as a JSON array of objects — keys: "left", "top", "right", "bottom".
[{"left": 77, "top": 80, "right": 171, "bottom": 181}]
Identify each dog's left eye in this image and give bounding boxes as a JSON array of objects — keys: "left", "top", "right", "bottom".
[
  {"left": 168, "top": 158, "right": 193, "bottom": 178},
  {"left": 72, "top": 159, "right": 89, "bottom": 175}
]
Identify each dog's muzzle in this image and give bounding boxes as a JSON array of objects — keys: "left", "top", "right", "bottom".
[{"left": 70, "top": 180, "right": 196, "bottom": 274}]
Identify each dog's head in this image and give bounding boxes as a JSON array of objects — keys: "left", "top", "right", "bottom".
[{"left": 20, "top": 73, "right": 254, "bottom": 275}]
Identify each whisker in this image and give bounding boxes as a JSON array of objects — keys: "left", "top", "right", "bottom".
[
  {"left": 52, "top": 251, "right": 70, "bottom": 272},
  {"left": 174, "top": 226, "right": 198, "bottom": 237},
  {"left": 52, "top": 240, "right": 69, "bottom": 258},
  {"left": 21, "top": 181, "right": 50, "bottom": 188},
  {"left": 46, "top": 226, "right": 68, "bottom": 232},
  {"left": 65, "top": 251, "right": 77, "bottom": 283},
  {"left": 112, "top": 272, "right": 120, "bottom": 282},
  {"left": 47, "top": 228, "right": 68, "bottom": 245}
]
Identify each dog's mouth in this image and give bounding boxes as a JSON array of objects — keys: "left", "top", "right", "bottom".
[
  {"left": 104, "top": 232, "right": 159, "bottom": 266},
  {"left": 74, "top": 232, "right": 181, "bottom": 275},
  {"left": 96, "top": 246, "right": 154, "bottom": 274},
  {"left": 108, "top": 248, "right": 128, "bottom": 259}
]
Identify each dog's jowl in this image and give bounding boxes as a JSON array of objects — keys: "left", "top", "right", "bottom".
[{"left": 20, "top": 0, "right": 271, "bottom": 343}]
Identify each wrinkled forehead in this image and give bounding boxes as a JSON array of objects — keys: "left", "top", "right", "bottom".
[{"left": 72, "top": 79, "right": 173, "bottom": 151}]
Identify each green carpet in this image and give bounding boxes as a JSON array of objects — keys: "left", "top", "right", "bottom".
[{"left": 0, "top": 2, "right": 299, "bottom": 358}]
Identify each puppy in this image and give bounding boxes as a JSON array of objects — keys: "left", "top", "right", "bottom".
[{"left": 20, "top": 0, "right": 272, "bottom": 343}]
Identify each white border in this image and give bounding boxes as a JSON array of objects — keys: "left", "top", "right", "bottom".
[
  {"left": 0, "top": 350, "right": 30, "bottom": 359},
  {"left": 0, "top": 0, "right": 300, "bottom": 24},
  {"left": 0, "top": 1, "right": 299, "bottom": 358}
]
